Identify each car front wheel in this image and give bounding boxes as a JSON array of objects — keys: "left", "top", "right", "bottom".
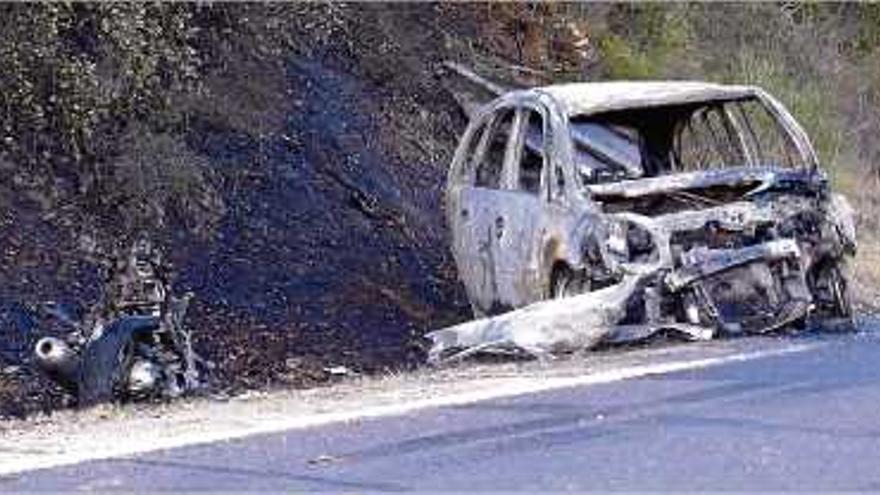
[{"left": 811, "top": 260, "right": 856, "bottom": 332}]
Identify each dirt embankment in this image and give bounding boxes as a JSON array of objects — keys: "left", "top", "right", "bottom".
[{"left": 0, "top": 4, "right": 506, "bottom": 417}]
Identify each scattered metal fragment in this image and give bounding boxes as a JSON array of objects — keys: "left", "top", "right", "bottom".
[
  {"left": 428, "top": 275, "right": 642, "bottom": 363},
  {"left": 1, "top": 365, "right": 21, "bottom": 375},
  {"left": 323, "top": 365, "right": 353, "bottom": 376},
  {"left": 307, "top": 454, "right": 346, "bottom": 465},
  {"left": 430, "top": 71, "right": 856, "bottom": 362}
]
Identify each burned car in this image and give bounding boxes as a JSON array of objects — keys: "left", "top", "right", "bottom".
[{"left": 431, "top": 81, "right": 856, "bottom": 361}]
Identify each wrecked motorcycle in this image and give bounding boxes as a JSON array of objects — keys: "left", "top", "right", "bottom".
[{"left": 33, "top": 240, "right": 203, "bottom": 404}]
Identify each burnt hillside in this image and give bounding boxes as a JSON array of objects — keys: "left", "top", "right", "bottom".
[{"left": 2, "top": 3, "right": 879, "bottom": 417}]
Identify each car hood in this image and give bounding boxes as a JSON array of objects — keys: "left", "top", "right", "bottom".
[{"left": 584, "top": 167, "right": 825, "bottom": 201}]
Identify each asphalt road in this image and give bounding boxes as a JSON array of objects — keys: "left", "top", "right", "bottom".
[{"left": 6, "top": 330, "right": 880, "bottom": 491}]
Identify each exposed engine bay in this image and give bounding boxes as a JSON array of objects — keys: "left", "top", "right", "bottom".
[{"left": 592, "top": 169, "right": 855, "bottom": 336}]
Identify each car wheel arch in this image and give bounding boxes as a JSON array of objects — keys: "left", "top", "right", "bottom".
[{"left": 541, "top": 237, "right": 586, "bottom": 298}]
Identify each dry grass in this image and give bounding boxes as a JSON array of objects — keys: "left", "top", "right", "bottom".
[
  {"left": 852, "top": 230, "right": 880, "bottom": 312},
  {"left": 832, "top": 165, "right": 880, "bottom": 311}
]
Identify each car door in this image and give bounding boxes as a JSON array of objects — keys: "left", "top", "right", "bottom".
[
  {"left": 491, "top": 105, "right": 550, "bottom": 308},
  {"left": 454, "top": 107, "right": 518, "bottom": 314}
]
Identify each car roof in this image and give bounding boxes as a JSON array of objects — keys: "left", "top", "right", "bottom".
[{"left": 518, "top": 81, "right": 758, "bottom": 117}]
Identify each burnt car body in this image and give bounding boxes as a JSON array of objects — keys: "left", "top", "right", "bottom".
[{"left": 438, "top": 81, "right": 855, "bottom": 359}]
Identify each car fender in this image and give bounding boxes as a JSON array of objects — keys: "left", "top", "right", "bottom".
[{"left": 541, "top": 211, "right": 607, "bottom": 277}]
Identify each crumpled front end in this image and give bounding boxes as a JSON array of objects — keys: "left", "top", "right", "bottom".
[{"left": 598, "top": 188, "right": 856, "bottom": 338}]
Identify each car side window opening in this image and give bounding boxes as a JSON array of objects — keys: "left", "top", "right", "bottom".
[
  {"left": 517, "top": 109, "right": 545, "bottom": 195},
  {"left": 475, "top": 109, "right": 516, "bottom": 189},
  {"left": 570, "top": 116, "right": 645, "bottom": 185}
]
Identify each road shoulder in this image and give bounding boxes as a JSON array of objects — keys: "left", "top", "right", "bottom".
[{"left": 0, "top": 336, "right": 818, "bottom": 476}]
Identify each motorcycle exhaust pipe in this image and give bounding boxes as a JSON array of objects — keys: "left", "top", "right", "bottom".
[{"left": 34, "top": 337, "right": 79, "bottom": 384}]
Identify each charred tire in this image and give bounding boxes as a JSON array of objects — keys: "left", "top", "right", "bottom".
[
  {"left": 76, "top": 325, "right": 136, "bottom": 406},
  {"left": 76, "top": 316, "right": 159, "bottom": 405},
  {"left": 550, "top": 264, "right": 590, "bottom": 299},
  {"left": 828, "top": 264, "right": 853, "bottom": 319}
]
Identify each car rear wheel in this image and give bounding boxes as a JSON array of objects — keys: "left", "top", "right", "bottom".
[{"left": 550, "top": 265, "right": 591, "bottom": 299}]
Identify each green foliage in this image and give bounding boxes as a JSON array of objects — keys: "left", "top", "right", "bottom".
[
  {"left": 2, "top": 2, "right": 880, "bottom": 253},
  {"left": 589, "top": 2, "right": 880, "bottom": 194},
  {"left": 594, "top": 4, "right": 693, "bottom": 80},
  {"left": 731, "top": 51, "right": 844, "bottom": 168},
  {"left": 596, "top": 35, "right": 658, "bottom": 79},
  {"left": 0, "top": 4, "right": 200, "bottom": 162},
  {"left": 0, "top": 3, "right": 213, "bottom": 248}
]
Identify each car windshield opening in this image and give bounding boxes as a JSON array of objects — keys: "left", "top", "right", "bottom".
[{"left": 570, "top": 97, "right": 806, "bottom": 187}]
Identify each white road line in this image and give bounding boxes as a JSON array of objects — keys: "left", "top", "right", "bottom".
[{"left": 0, "top": 343, "right": 816, "bottom": 477}]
